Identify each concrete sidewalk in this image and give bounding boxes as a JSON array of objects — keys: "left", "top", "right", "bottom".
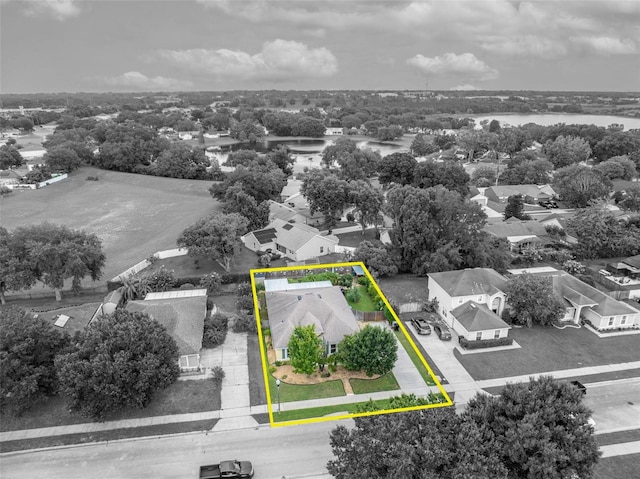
[{"left": 600, "top": 440, "right": 640, "bottom": 458}]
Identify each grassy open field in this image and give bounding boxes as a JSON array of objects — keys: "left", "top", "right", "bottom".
[
  {"left": 455, "top": 324, "right": 640, "bottom": 381},
  {"left": 0, "top": 166, "right": 220, "bottom": 283}
]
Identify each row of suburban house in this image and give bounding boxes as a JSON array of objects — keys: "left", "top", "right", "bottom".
[{"left": 427, "top": 267, "right": 640, "bottom": 342}]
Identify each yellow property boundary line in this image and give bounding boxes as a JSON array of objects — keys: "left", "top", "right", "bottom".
[{"left": 250, "top": 261, "right": 453, "bottom": 428}]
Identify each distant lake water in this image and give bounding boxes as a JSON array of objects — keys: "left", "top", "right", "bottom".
[{"left": 472, "top": 113, "right": 640, "bottom": 130}]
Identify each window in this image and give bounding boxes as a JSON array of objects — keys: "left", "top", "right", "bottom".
[
  {"left": 621, "top": 316, "right": 627, "bottom": 325},
  {"left": 282, "top": 349, "right": 289, "bottom": 359},
  {"left": 494, "top": 330, "right": 501, "bottom": 339},
  {"left": 320, "top": 246, "right": 324, "bottom": 253},
  {"left": 277, "top": 244, "right": 286, "bottom": 254},
  {"left": 329, "top": 344, "right": 337, "bottom": 354},
  {"left": 608, "top": 317, "right": 615, "bottom": 326},
  {"left": 476, "top": 332, "right": 483, "bottom": 341},
  {"left": 459, "top": 298, "right": 463, "bottom": 304}
]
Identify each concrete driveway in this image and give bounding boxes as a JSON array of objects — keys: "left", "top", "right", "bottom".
[{"left": 400, "top": 314, "right": 482, "bottom": 409}]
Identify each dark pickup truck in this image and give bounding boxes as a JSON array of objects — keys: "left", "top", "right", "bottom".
[{"left": 199, "top": 460, "right": 254, "bottom": 479}]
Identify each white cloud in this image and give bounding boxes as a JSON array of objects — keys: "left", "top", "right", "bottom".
[
  {"left": 102, "top": 72, "right": 193, "bottom": 91},
  {"left": 407, "top": 53, "right": 499, "bottom": 81},
  {"left": 22, "top": 0, "right": 80, "bottom": 20},
  {"left": 450, "top": 84, "right": 480, "bottom": 91},
  {"left": 479, "top": 35, "right": 568, "bottom": 59},
  {"left": 572, "top": 36, "right": 638, "bottom": 55},
  {"left": 156, "top": 40, "right": 338, "bottom": 81}
]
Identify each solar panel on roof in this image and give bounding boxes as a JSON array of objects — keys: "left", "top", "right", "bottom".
[
  {"left": 254, "top": 228, "right": 277, "bottom": 244},
  {"left": 282, "top": 223, "right": 294, "bottom": 231}
]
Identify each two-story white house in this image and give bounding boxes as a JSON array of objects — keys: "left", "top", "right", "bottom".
[{"left": 427, "top": 268, "right": 511, "bottom": 341}]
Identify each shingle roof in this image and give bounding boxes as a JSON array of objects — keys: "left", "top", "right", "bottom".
[
  {"left": 484, "top": 220, "right": 548, "bottom": 238},
  {"left": 623, "top": 254, "right": 640, "bottom": 269},
  {"left": 451, "top": 301, "right": 510, "bottom": 332},
  {"left": 266, "top": 286, "right": 359, "bottom": 349},
  {"left": 126, "top": 296, "right": 206, "bottom": 355},
  {"left": 549, "top": 273, "right": 638, "bottom": 317},
  {"left": 428, "top": 268, "right": 508, "bottom": 297}
]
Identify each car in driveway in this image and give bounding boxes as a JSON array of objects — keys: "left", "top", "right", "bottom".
[
  {"left": 433, "top": 323, "right": 452, "bottom": 341},
  {"left": 570, "top": 380, "right": 587, "bottom": 395},
  {"left": 410, "top": 316, "right": 432, "bottom": 335}
]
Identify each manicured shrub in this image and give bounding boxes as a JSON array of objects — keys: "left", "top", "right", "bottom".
[
  {"left": 203, "top": 313, "right": 229, "bottom": 348},
  {"left": 210, "top": 366, "right": 225, "bottom": 382},
  {"left": 458, "top": 337, "right": 513, "bottom": 350},
  {"left": 233, "top": 312, "right": 257, "bottom": 333},
  {"left": 345, "top": 288, "right": 361, "bottom": 303}
]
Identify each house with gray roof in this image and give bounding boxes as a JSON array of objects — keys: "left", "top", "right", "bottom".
[
  {"left": 265, "top": 285, "right": 360, "bottom": 361},
  {"left": 548, "top": 273, "right": 639, "bottom": 329},
  {"left": 427, "top": 268, "right": 511, "bottom": 341},
  {"left": 483, "top": 219, "right": 552, "bottom": 252},
  {"left": 484, "top": 184, "right": 556, "bottom": 204},
  {"left": 242, "top": 218, "right": 339, "bottom": 262},
  {"left": 126, "top": 289, "right": 207, "bottom": 372}
]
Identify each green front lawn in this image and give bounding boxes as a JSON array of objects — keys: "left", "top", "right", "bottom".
[
  {"left": 267, "top": 375, "right": 346, "bottom": 403},
  {"left": 395, "top": 330, "right": 437, "bottom": 386},
  {"left": 273, "top": 398, "right": 395, "bottom": 422},
  {"left": 350, "top": 372, "right": 400, "bottom": 394},
  {"left": 1, "top": 378, "right": 222, "bottom": 432},
  {"left": 455, "top": 324, "right": 640, "bottom": 381},
  {"left": 347, "top": 285, "right": 378, "bottom": 312}
]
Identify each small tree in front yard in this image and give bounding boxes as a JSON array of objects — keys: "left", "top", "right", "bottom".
[
  {"left": 338, "top": 325, "right": 398, "bottom": 377},
  {"left": 287, "top": 325, "right": 323, "bottom": 375},
  {"left": 345, "top": 287, "right": 361, "bottom": 304},
  {"left": 504, "top": 273, "right": 566, "bottom": 327}
]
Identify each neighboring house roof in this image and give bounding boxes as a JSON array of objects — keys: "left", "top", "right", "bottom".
[
  {"left": 126, "top": 295, "right": 206, "bottom": 356},
  {"left": 623, "top": 254, "right": 640, "bottom": 270},
  {"left": 144, "top": 289, "right": 207, "bottom": 300},
  {"left": 485, "top": 184, "right": 556, "bottom": 200},
  {"left": 266, "top": 285, "right": 359, "bottom": 349},
  {"left": 549, "top": 273, "right": 638, "bottom": 317},
  {"left": 429, "top": 268, "right": 507, "bottom": 297},
  {"left": 484, "top": 220, "right": 549, "bottom": 239},
  {"left": 268, "top": 200, "right": 304, "bottom": 223},
  {"left": 452, "top": 301, "right": 510, "bottom": 332}
]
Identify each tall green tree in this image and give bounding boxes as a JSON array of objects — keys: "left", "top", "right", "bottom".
[
  {"left": 56, "top": 310, "right": 180, "bottom": 420},
  {"left": 338, "top": 325, "right": 397, "bottom": 377},
  {"left": 287, "top": 325, "right": 323, "bottom": 375},
  {"left": 1, "top": 223, "right": 105, "bottom": 302},
  {"left": 377, "top": 152, "right": 417, "bottom": 186},
  {"left": 177, "top": 213, "right": 249, "bottom": 272},
  {"left": 154, "top": 142, "right": 209, "bottom": 179},
  {"left": 301, "top": 170, "right": 351, "bottom": 226},
  {"left": 543, "top": 135, "right": 592, "bottom": 168},
  {"left": 222, "top": 183, "right": 270, "bottom": 231},
  {"left": 349, "top": 181, "right": 384, "bottom": 234},
  {"left": 503, "top": 194, "right": 531, "bottom": 220},
  {"left": 503, "top": 274, "right": 565, "bottom": 327},
  {"left": 0, "top": 307, "right": 71, "bottom": 415},
  {"left": 328, "top": 377, "right": 599, "bottom": 479},
  {"left": 44, "top": 147, "right": 82, "bottom": 173},
  {"left": 463, "top": 376, "right": 600, "bottom": 479},
  {"left": 0, "top": 144, "right": 24, "bottom": 170},
  {"left": 412, "top": 160, "right": 470, "bottom": 198},
  {"left": 553, "top": 164, "right": 612, "bottom": 208},
  {"left": 353, "top": 241, "right": 398, "bottom": 277}
]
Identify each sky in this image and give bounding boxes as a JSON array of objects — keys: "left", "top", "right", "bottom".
[{"left": 1, "top": 0, "right": 639, "bottom": 93}]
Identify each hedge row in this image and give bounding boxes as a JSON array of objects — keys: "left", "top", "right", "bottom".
[{"left": 459, "top": 337, "right": 513, "bottom": 350}]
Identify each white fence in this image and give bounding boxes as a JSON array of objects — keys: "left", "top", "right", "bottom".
[
  {"left": 38, "top": 173, "right": 68, "bottom": 187},
  {"left": 110, "top": 248, "right": 190, "bottom": 282},
  {"left": 398, "top": 302, "right": 423, "bottom": 313},
  {"left": 334, "top": 245, "right": 356, "bottom": 255}
]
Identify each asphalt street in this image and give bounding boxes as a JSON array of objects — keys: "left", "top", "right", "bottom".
[
  {"left": 583, "top": 378, "right": 640, "bottom": 433},
  {"left": 0, "top": 419, "right": 347, "bottom": 479}
]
